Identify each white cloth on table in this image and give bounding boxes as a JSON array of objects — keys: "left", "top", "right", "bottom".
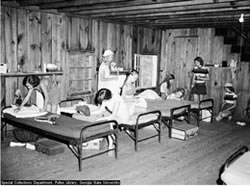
[{"left": 3, "top": 105, "right": 47, "bottom": 118}]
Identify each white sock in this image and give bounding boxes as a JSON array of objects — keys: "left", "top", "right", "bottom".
[
  {"left": 9, "top": 141, "right": 26, "bottom": 147},
  {"left": 25, "top": 143, "right": 36, "bottom": 150}
]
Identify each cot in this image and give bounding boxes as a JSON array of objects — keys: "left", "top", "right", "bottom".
[
  {"left": 185, "top": 98, "right": 214, "bottom": 126},
  {"left": 218, "top": 146, "right": 250, "bottom": 185},
  {"left": 123, "top": 98, "right": 191, "bottom": 142},
  {"left": 1, "top": 109, "right": 118, "bottom": 172},
  {"left": 58, "top": 98, "right": 162, "bottom": 152},
  {"left": 119, "top": 110, "right": 162, "bottom": 152}
]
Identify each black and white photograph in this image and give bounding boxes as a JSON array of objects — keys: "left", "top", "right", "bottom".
[{"left": 1, "top": 0, "right": 250, "bottom": 185}]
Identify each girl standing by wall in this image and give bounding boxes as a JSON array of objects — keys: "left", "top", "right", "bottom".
[{"left": 190, "top": 57, "right": 209, "bottom": 102}]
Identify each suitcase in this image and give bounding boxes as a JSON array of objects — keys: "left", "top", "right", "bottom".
[
  {"left": 82, "top": 138, "right": 106, "bottom": 150},
  {"left": 171, "top": 122, "right": 199, "bottom": 140},
  {"left": 35, "top": 138, "right": 65, "bottom": 155}
]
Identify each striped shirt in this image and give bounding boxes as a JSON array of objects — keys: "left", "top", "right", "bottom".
[
  {"left": 192, "top": 67, "right": 209, "bottom": 84},
  {"left": 224, "top": 92, "right": 237, "bottom": 104}
]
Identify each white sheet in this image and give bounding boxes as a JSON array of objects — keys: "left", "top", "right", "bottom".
[
  {"left": 58, "top": 102, "right": 100, "bottom": 115},
  {"left": 3, "top": 105, "right": 47, "bottom": 118}
]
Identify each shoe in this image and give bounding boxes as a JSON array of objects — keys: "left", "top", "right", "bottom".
[
  {"left": 236, "top": 121, "right": 246, "bottom": 126},
  {"left": 9, "top": 141, "right": 26, "bottom": 147},
  {"left": 25, "top": 143, "right": 36, "bottom": 150}
]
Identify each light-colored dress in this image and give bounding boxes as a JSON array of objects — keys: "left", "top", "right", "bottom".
[
  {"left": 98, "top": 62, "right": 126, "bottom": 94},
  {"left": 102, "top": 94, "right": 130, "bottom": 123}
]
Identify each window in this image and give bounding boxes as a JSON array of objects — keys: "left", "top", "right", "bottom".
[
  {"left": 67, "top": 51, "right": 94, "bottom": 99},
  {"left": 134, "top": 54, "right": 158, "bottom": 89}
]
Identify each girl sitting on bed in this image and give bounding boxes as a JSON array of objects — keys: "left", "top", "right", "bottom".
[
  {"left": 167, "top": 88, "right": 186, "bottom": 101},
  {"left": 158, "top": 74, "right": 175, "bottom": 100},
  {"left": 14, "top": 75, "right": 59, "bottom": 114},
  {"left": 93, "top": 88, "right": 130, "bottom": 155},
  {"left": 120, "top": 69, "right": 161, "bottom": 101},
  {"left": 93, "top": 88, "right": 130, "bottom": 124},
  {"left": 120, "top": 69, "right": 139, "bottom": 99}
]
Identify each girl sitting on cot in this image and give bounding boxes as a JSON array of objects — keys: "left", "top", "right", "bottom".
[
  {"left": 120, "top": 69, "right": 139, "bottom": 99},
  {"left": 167, "top": 88, "right": 186, "bottom": 101},
  {"left": 120, "top": 69, "right": 161, "bottom": 101},
  {"left": 14, "top": 75, "right": 60, "bottom": 114},
  {"left": 93, "top": 88, "right": 130, "bottom": 124},
  {"left": 158, "top": 74, "right": 175, "bottom": 100},
  {"left": 216, "top": 83, "right": 237, "bottom": 121}
]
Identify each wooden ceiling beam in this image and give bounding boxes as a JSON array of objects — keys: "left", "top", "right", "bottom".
[
  {"left": 110, "top": 14, "right": 250, "bottom": 23},
  {"left": 114, "top": 20, "right": 247, "bottom": 29},
  {"left": 39, "top": 0, "right": 135, "bottom": 9},
  {"left": 87, "top": 5, "right": 250, "bottom": 20},
  {"left": 17, "top": 0, "right": 69, "bottom": 6},
  {"left": 59, "top": 0, "right": 233, "bottom": 13},
  {"left": 72, "top": 1, "right": 250, "bottom": 17},
  {"left": 119, "top": 18, "right": 250, "bottom": 26},
  {"left": 103, "top": 11, "right": 250, "bottom": 22},
  {"left": 39, "top": 0, "right": 189, "bottom": 10}
]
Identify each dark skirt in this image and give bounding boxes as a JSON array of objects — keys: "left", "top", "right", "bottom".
[{"left": 191, "top": 83, "right": 207, "bottom": 95}]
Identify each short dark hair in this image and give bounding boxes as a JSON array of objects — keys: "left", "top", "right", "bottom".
[
  {"left": 23, "top": 75, "right": 40, "bottom": 88},
  {"left": 175, "top": 87, "right": 185, "bottom": 98},
  {"left": 161, "top": 74, "right": 175, "bottom": 89},
  {"left": 95, "top": 88, "right": 112, "bottom": 106},
  {"left": 194, "top": 56, "right": 204, "bottom": 66}
]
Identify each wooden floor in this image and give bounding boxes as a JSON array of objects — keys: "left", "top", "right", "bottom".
[{"left": 1, "top": 119, "right": 250, "bottom": 185}]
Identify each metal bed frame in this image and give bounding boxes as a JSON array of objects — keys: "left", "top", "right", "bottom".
[
  {"left": 1, "top": 112, "right": 118, "bottom": 172},
  {"left": 119, "top": 110, "right": 162, "bottom": 152}
]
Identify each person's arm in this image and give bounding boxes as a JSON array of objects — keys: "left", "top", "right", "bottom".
[
  {"left": 40, "top": 81, "right": 49, "bottom": 112},
  {"left": 160, "top": 83, "right": 167, "bottom": 99},
  {"left": 121, "top": 84, "right": 127, "bottom": 98},
  {"left": 190, "top": 72, "right": 196, "bottom": 88},
  {"left": 91, "top": 103, "right": 106, "bottom": 115},
  {"left": 14, "top": 89, "right": 33, "bottom": 112},
  {"left": 99, "top": 67, "right": 118, "bottom": 81}
]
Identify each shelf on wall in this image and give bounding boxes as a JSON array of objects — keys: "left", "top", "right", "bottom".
[{"left": 0, "top": 71, "right": 63, "bottom": 77}]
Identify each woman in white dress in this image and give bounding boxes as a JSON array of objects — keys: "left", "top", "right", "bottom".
[{"left": 98, "top": 50, "right": 121, "bottom": 94}]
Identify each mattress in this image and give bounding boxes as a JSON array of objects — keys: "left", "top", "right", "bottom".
[{"left": 3, "top": 113, "right": 112, "bottom": 143}]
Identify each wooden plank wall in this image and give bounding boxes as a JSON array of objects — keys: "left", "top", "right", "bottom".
[
  {"left": 1, "top": 6, "right": 249, "bottom": 120},
  {"left": 1, "top": 6, "right": 161, "bottom": 108},
  {"left": 160, "top": 28, "right": 250, "bottom": 120}
]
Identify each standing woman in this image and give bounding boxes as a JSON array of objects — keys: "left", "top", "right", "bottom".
[
  {"left": 98, "top": 49, "right": 119, "bottom": 94},
  {"left": 190, "top": 56, "right": 209, "bottom": 102},
  {"left": 159, "top": 74, "right": 175, "bottom": 100}
]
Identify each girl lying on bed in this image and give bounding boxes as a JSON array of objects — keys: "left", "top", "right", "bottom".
[{"left": 167, "top": 88, "right": 186, "bottom": 101}]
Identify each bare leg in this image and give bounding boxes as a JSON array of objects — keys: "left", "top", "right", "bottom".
[
  {"left": 46, "top": 104, "right": 52, "bottom": 112},
  {"left": 193, "top": 94, "right": 199, "bottom": 102},
  {"left": 51, "top": 104, "right": 58, "bottom": 114},
  {"left": 108, "top": 123, "right": 115, "bottom": 156}
]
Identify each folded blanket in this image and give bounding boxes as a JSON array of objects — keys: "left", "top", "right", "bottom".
[{"left": 3, "top": 105, "right": 47, "bottom": 118}]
